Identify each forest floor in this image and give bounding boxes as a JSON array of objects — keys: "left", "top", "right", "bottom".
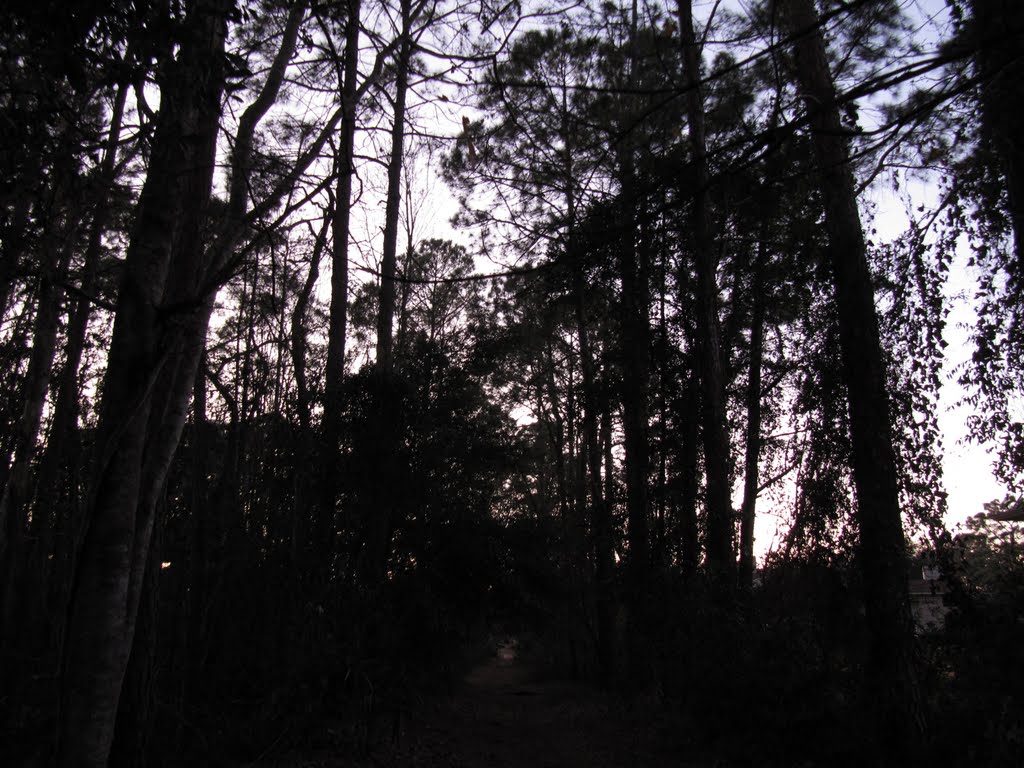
[{"left": 265, "top": 639, "right": 694, "bottom": 767}]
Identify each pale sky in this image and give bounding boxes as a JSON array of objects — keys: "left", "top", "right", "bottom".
[{"left": 871, "top": 185, "right": 1009, "bottom": 531}]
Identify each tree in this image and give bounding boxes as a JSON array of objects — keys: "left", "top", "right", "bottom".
[
  {"left": 58, "top": 2, "right": 233, "bottom": 763},
  {"left": 778, "top": 0, "right": 922, "bottom": 745},
  {"left": 676, "top": 0, "right": 734, "bottom": 588}
]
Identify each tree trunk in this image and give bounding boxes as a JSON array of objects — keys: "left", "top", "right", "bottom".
[
  {"left": 181, "top": 353, "right": 211, "bottom": 727},
  {"left": 601, "top": 403, "right": 615, "bottom": 517},
  {"left": 0, "top": 176, "right": 75, "bottom": 646},
  {"left": 541, "top": 347, "right": 571, "bottom": 523},
  {"left": 571, "top": 258, "right": 616, "bottom": 679},
  {"left": 360, "top": 0, "right": 413, "bottom": 588},
  {"left": 0, "top": 193, "right": 32, "bottom": 318},
  {"left": 739, "top": 240, "right": 767, "bottom": 592},
  {"left": 375, "top": 0, "right": 412, "bottom": 373},
  {"left": 617, "top": 0, "right": 652, "bottom": 617},
  {"left": 678, "top": 0, "right": 734, "bottom": 587},
  {"left": 201, "top": 366, "right": 240, "bottom": 677},
  {"left": 781, "top": 0, "right": 922, "bottom": 744},
  {"left": 30, "top": 77, "right": 129, "bottom": 646},
  {"left": 57, "top": 4, "right": 230, "bottom": 764},
  {"left": 109, "top": 503, "right": 162, "bottom": 768},
  {"left": 290, "top": 213, "right": 327, "bottom": 613},
  {"left": 654, "top": 366, "right": 668, "bottom": 567},
  {"left": 320, "top": 0, "right": 362, "bottom": 581},
  {"left": 0, "top": 304, "right": 37, "bottom": 482},
  {"left": 396, "top": 240, "right": 415, "bottom": 358},
  {"left": 293, "top": 214, "right": 329, "bottom": 434},
  {"left": 676, "top": 367, "right": 701, "bottom": 581}
]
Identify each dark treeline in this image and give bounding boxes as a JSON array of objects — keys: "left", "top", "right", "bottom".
[{"left": 1, "top": 0, "right": 1022, "bottom": 765}]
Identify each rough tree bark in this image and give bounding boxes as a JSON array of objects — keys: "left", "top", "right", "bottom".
[{"left": 109, "top": 506, "right": 162, "bottom": 768}]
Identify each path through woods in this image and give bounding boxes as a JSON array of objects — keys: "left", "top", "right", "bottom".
[{"left": 269, "top": 640, "right": 693, "bottom": 767}]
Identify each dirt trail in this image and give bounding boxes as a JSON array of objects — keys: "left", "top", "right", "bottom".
[
  {"left": 383, "top": 640, "right": 687, "bottom": 768},
  {"left": 268, "top": 640, "right": 690, "bottom": 767}
]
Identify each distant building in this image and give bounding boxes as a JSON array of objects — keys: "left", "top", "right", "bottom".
[{"left": 908, "top": 566, "right": 948, "bottom": 633}]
